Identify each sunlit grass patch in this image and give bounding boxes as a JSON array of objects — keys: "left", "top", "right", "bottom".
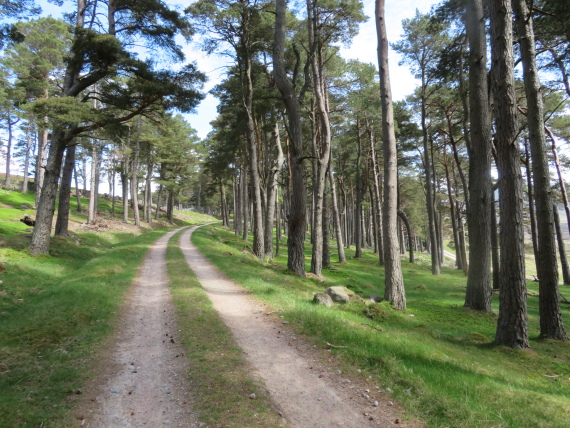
[{"left": 193, "top": 224, "right": 570, "bottom": 428}]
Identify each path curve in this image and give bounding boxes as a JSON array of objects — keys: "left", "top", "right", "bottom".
[
  {"left": 83, "top": 228, "right": 199, "bottom": 428},
  {"left": 180, "top": 226, "right": 416, "bottom": 428}
]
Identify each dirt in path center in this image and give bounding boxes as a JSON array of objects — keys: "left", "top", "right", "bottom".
[
  {"left": 179, "top": 226, "right": 421, "bottom": 428},
  {"left": 79, "top": 228, "right": 199, "bottom": 428}
]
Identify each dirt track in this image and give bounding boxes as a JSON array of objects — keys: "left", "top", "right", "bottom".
[
  {"left": 80, "top": 228, "right": 199, "bottom": 427},
  {"left": 178, "top": 226, "right": 419, "bottom": 428},
  {"left": 79, "top": 226, "right": 420, "bottom": 427}
]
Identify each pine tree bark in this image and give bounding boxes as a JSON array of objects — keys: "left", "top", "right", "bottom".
[
  {"left": 370, "top": 136, "right": 384, "bottom": 265},
  {"left": 166, "top": 189, "right": 174, "bottom": 222},
  {"left": 491, "top": 0, "right": 529, "bottom": 348},
  {"left": 546, "top": 127, "right": 570, "bottom": 236},
  {"left": 88, "top": 141, "right": 98, "bottom": 224},
  {"left": 35, "top": 126, "right": 48, "bottom": 207},
  {"left": 74, "top": 161, "right": 82, "bottom": 212},
  {"left": 513, "top": 0, "right": 566, "bottom": 340},
  {"left": 322, "top": 177, "right": 331, "bottom": 268},
  {"left": 93, "top": 144, "right": 101, "bottom": 214},
  {"left": 328, "top": 152, "right": 346, "bottom": 263},
  {"left": 131, "top": 118, "right": 141, "bottom": 227},
  {"left": 444, "top": 152, "right": 462, "bottom": 270},
  {"left": 155, "top": 183, "right": 162, "bottom": 220},
  {"left": 30, "top": 0, "right": 87, "bottom": 255},
  {"left": 398, "top": 210, "right": 414, "bottom": 264},
  {"left": 241, "top": 164, "right": 249, "bottom": 242},
  {"left": 553, "top": 206, "right": 570, "bottom": 285},
  {"left": 220, "top": 179, "right": 228, "bottom": 227},
  {"left": 144, "top": 159, "right": 153, "bottom": 224},
  {"left": 121, "top": 165, "right": 129, "bottom": 223},
  {"left": 274, "top": 0, "right": 307, "bottom": 276},
  {"left": 264, "top": 122, "right": 285, "bottom": 258},
  {"left": 22, "top": 120, "right": 33, "bottom": 194},
  {"left": 3, "top": 109, "right": 18, "bottom": 187},
  {"left": 523, "top": 139, "right": 539, "bottom": 271},
  {"left": 354, "top": 123, "right": 363, "bottom": 259},
  {"left": 243, "top": 50, "right": 264, "bottom": 258},
  {"left": 423, "top": 135, "right": 440, "bottom": 274},
  {"left": 375, "top": 0, "right": 405, "bottom": 309},
  {"left": 464, "top": 0, "right": 493, "bottom": 312},
  {"left": 54, "top": 142, "right": 76, "bottom": 236},
  {"left": 307, "top": 0, "right": 333, "bottom": 277},
  {"left": 490, "top": 188, "right": 500, "bottom": 290}
]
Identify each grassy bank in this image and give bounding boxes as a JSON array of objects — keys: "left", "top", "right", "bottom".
[
  {"left": 192, "top": 224, "right": 570, "bottom": 428},
  {"left": 0, "top": 189, "right": 216, "bottom": 426},
  {"left": 166, "top": 230, "right": 283, "bottom": 427}
]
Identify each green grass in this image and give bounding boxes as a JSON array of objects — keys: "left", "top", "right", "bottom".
[
  {"left": 0, "top": 229, "right": 172, "bottom": 426},
  {"left": 0, "top": 188, "right": 218, "bottom": 426},
  {"left": 166, "top": 230, "right": 283, "bottom": 427},
  {"left": 192, "top": 224, "right": 570, "bottom": 428}
]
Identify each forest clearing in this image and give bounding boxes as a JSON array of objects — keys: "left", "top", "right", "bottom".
[{"left": 2, "top": 0, "right": 570, "bottom": 426}]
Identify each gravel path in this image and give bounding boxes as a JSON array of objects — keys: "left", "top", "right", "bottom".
[
  {"left": 80, "top": 228, "right": 199, "bottom": 428},
  {"left": 179, "top": 226, "right": 421, "bottom": 428},
  {"left": 76, "top": 226, "right": 421, "bottom": 428}
]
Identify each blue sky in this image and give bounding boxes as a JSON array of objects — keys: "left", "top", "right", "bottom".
[
  {"left": 183, "top": 0, "right": 441, "bottom": 138},
  {"left": 30, "top": 0, "right": 441, "bottom": 138}
]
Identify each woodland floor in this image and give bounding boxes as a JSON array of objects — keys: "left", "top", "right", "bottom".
[{"left": 75, "top": 226, "right": 422, "bottom": 427}]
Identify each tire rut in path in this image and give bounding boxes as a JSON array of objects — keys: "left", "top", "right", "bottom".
[
  {"left": 179, "top": 226, "right": 415, "bottom": 428},
  {"left": 84, "top": 228, "right": 199, "bottom": 428}
]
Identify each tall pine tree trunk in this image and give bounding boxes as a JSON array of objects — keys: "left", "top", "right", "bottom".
[
  {"left": 121, "top": 168, "right": 129, "bottom": 223},
  {"left": 376, "top": 0, "right": 405, "bottom": 309},
  {"left": 243, "top": 52, "right": 264, "bottom": 258},
  {"left": 55, "top": 142, "right": 76, "bottom": 236},
  {"left": 3, "top": 110, "right": 18, "bottom": 188},
  {"left": 322, "top": 178, "right": 331, "bottom": 268},
  {"left": 234, "top": 170, "right": 242, "bottom": 235},
  {"left": 491, "top": 0, "right": 530, "bottom": 348},
  {"left": 546, "top": 127, "right": 570, "bottom": 235},
  {"left": 307, "top": 0, "right": 333, "bottom": 277},
  {"left": 30, "top": 127, "right": 69, "bottom": 254},
  {"left": 22, "top": 121, "right": 33, "bottom": 194},
  {"left": 131, "top": 118, "right": 141, "bottom": 227},
  {"left": 30, "top": 0, "right": 87, "bottom": 255},
  {"left": 274, "top": 0, "right": 307, "bottom": 276},
  {"left": 524, "top": 139, "right": 539, "bottom": 272},
  {"left": 73, "top": 162, "right": 81, "bottom": 212},
  {"left": 328, "top": 152, "right": 346, "bottom": 263},
  {"left": 464, "top": 0, "right": 492, "bottom": 312},
  {"left": 264, "top": 122, "right": 285, "bottom": 258},
  {"left": 354, "top": 123, "right": 363, "bottom": 259},
  {"left": 398, "top": 210, "right": 414, "bottom": 264},
  {"left": 35, "top": 124, "right": 49, "bottom": 207},
  {"left": 422, "top": 108, "right": 439, "bottom": 274},
  {"left": 155, "top": 183, "right": 163, "bottom": 220},
  {"left": 444, "top": 153, "right": 462, "bottom": 270},
  {"left": 490, "top": 188, "right": 500, "bottom": 290},
  {"left": 553, "top": 206, "right": 570, "bottom": 285},
  {"left": 241, "top": 164, "right": 249, "bottom": 242},
  {"left": 88, "top": 142, "right": 98, "bottom": 224},
  {"left": 370, "top": 133, "right": 384, "bottom": 265},
  {"left": 514, "top": 0, "right": 566, "bottom": 340},
  {"left": 144, "top": 159, "right": 153, "bottom": 224}
]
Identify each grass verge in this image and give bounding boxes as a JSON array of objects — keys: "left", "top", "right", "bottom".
[
  {"left": 0, "top": 188, "right": 219, "bottom": 426},
  {"left": 192, "top": 224, "right": 570, "bottom": 428},
  {"left": 166, "top": 229, "right": 284, "bottom": 427},
  {"left": 0, "top": 229, "right": 175, "bottom": 426}
]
